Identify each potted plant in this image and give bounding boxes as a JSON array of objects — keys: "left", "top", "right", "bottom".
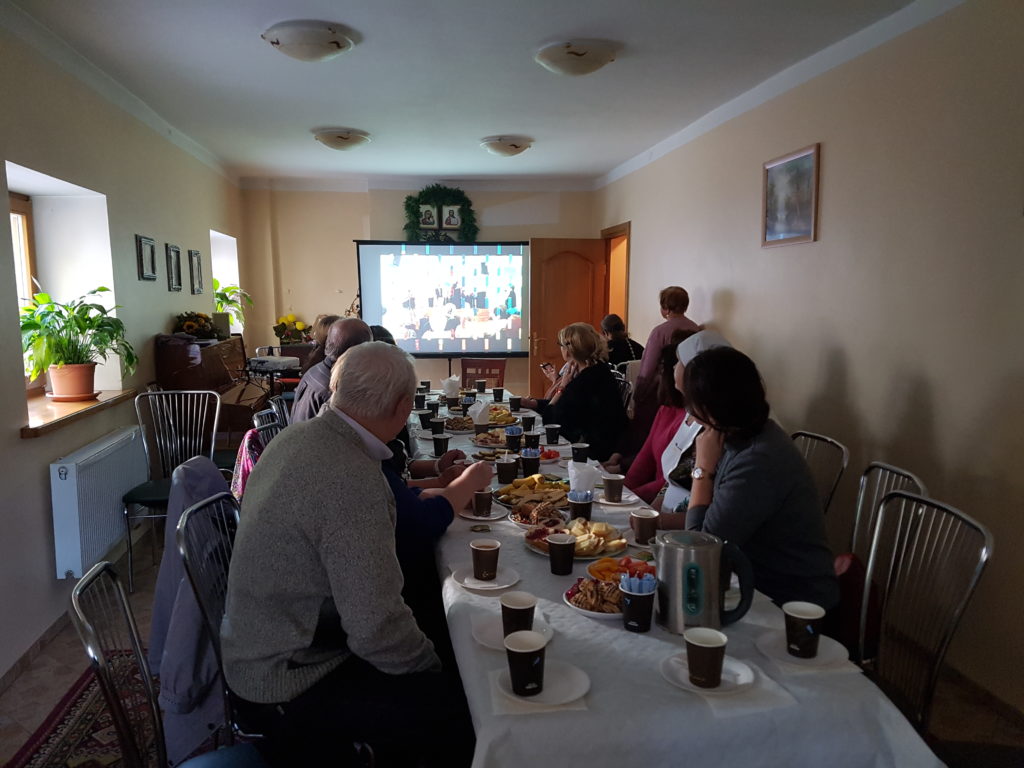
[
  {"left": 20, "top": 287, "right": 138, "bottom": 401},
  {"left": 213, "top": 279, "right": 254, "bottom": 338}
]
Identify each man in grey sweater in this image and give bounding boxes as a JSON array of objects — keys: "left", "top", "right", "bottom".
[{"left": 222, "top": 341, "right": 473, "bottom": 766}]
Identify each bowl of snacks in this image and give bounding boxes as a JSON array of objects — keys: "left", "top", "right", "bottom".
[
  {"left": 509, "top": 500, "right": 569, "bottom": 529},
  {"left": 494, "top": 474, "right": 570, "bottom": 509}
]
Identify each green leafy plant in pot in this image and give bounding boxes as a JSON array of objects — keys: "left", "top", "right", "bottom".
[
  {"left": 213, "top": 278, "right": 254, "bottom": 330},
  {"left": 20, "top": 287, "right": 138, "bottom": 401}
]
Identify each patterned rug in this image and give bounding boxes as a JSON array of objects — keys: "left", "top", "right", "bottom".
[{"left": 6, "top": 668, "right": 122, "bottom": 768}]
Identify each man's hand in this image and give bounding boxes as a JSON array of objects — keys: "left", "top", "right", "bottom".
[
  {"left": 437, "top": 449, "right": 466, "bottom": 473},
  {"left": 438, "top": 464, "right": 465, "bottom": 486},
  {"left": 455, "top": 461, "right": 493, "bottom": 492},
  {"left": 601, "top": 453, "right": 624, "bottom": 474}
]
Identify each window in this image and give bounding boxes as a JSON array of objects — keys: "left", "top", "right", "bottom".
[{"left": 9, "top": 192, "right": 36, "bottom": 306}]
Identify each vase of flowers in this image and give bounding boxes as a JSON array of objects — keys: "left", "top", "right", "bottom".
[
  {"left": 174, "top": 311, "right": 218, "bottom": 340},
  {"left": 273, "top": 314, "right": 311, "bottom": 344}
]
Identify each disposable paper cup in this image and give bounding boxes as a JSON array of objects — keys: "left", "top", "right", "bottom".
[
  {"left": 475, "top": 379, "right": 487, "bottom": 393},
  {"left": 492, "top": 387, "right": 505, "bottom": 402},
  {"left": 783, "top": 601, "right": 826, "bottom": 658},
  {"left": 504, "top": 630, "right": 547, "bottom": 697},
  {"left": 602, "top": 474, "right": 625, "bottom": 503},
  {"left": 426, "top": 400, "right": 441, "bottom": 416},
  {"left": 419, "top": 380, "right": 431, "bottom": 390},
  {"left": 473, "top": 489, "right": 493, "bottom": 517},
  {"left": 630, "top": 509, "right": 660, "bottom": 545},
  {"left": 521, "top": 415, "right": 536, "bottom": 431},
  {"left": 544, "top": 424, "right": 561, "bottom": 445},
  {"left": 474, "top": 423, "right": 491, "bottom": 435},
  {"left": 508, "top": 395, "right": 522, "bottom": 412},
  {"left": 524, "top": 431, "right": 542, "bottom": 450},
  {"left": 571, "top": 443, "right": 590, "bottom": 463},
  {"left": 414, "top": 410, "right": 432, "bottom": 429},
  {"left": 520, "top": 456, "right": 541, "bottom": 476},
  {"left": 414, "top": 393, "right": 426, "bottom": 410},
  {"left": 496, "top": 457, "right": 519, "bottom": 484},
  {"left": 431, "top": 433, "right": 452, "bottom": 457},
  {"left": 546, "top": 533, "right": 576, "bottom": 575},
  {"left": 500, "top": 591, "right": 537, "bottom": 636},
  {"left": 568, "top": 499, "right": 592, "bottom": 522},
  {"left": 684, "top": 628, "right": 728, "bottom": 688},
  {"left": 429, "top": 417, "right": 446, "bottom": 435},
  {"left": 621, "top": 588, "right": 656, "bottom": 633},
  {"left": 470, "top": 538, "right": 501, "bottom": 581}
]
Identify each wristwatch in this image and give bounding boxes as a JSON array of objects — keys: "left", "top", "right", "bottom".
[{"left": 690, "top": 466, "right": 714, "bottom": 481}]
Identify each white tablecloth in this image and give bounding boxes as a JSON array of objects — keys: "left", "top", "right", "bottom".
[{"left": 417, "top": 396, "right": 942, "bottom": 768}]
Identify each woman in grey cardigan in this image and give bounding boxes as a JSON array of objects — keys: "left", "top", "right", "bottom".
[{"left": 683, "top": 347, "right": 839, "bottom": 611}]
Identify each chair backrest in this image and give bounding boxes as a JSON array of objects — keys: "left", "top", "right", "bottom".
[
  {"left": 70, "top": 562, "right": 167, "bottom": 768},
  {"left": 268, "top": 394, "right": 291, "bottom": 426},
  {"left": 851, "top": 462, "right": 927, "bottom": 563},
  {"left": 460, "top": 358, "right": 507, "bottom": 388},
  {"left": 791, "top": 430, "right": 849, "bottom": 514},
  {"left": 252, "top": 409, "right": 279, "bottom": 430},
  {"left": 176, "top": 491, "right": 240, "bottom": 672},
  {"left": 135, "top": 391, "right": 221, "bottom": 480},
  {"left": 609, "top": 365, "right": 633, "bottom": 412},
  {"left": 254, "top": 346, "right": 280, "bottom": 357},
  {"left": 860, "top": 491, "right": 993, "bottom": 731},
  {"left": 256, "top": 422, "right": 283, "bottom": 445}
]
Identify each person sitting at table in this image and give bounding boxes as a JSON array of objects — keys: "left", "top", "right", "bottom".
[
  {"left": 631, "top": 286, "right": 702, "bottom": 434},
  {"left": 683, "top": 346, "right": 839, "bottom": 611},
  {"left": 299, "top": 313, "right": 341, "bottom": 375},
  {"left": 603, "top": 329, "right": 696, "bottom": 504},
  {"left": 520, "top": 322, "right": 628, "bottom": 461},
  {"left": 222, "top": 341, "right": 475, "bottom": 767},
  {"left": 601, "top": 313, "right": 645, "bottom": 365},
  {"left": 290, "top": 317, "right": 372, "bottom": 424}
]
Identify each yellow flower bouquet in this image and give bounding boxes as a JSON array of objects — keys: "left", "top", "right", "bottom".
[{"left": 273, "top": 313, "right": 311, "bottom": 343}]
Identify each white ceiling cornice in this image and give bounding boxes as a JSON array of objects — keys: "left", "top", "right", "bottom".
[
  {"left": 0, "top": 0, "right": 231, "bottom": 180},
  {"left": 596, "top": 0, "right": 965, "bottom": 189}
]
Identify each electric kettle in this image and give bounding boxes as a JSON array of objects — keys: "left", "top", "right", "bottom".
[{"left": 654, "top": 530, "right": 754, "bottom": 633}]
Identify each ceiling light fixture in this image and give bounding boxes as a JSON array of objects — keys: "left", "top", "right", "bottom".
[
  {"left": 480, "top": 136, "right": 533, "bottom": 157},
  {"left": 534, "top": 39, "right": 619, "bottom": 76},
  {"left": 262, "top": 20, "right": 354, "bottom": 62},
  {"left": 314, "top": 128, "right": 372, "bottom": 150}
]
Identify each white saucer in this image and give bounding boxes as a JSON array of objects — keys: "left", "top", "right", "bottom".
[
  {"left": 451, "top": 565, "right": 520, "bottom": 591},
  {"left": 660, "top": 653, "right": 755, "bottom": 695},
  {"left": 754, "top": 631, "right": 850, "bottom": 668},
  {"left": 496, "top": 659, "right": 590, "bottom": 706},
  {"left": 596, "top": 490, "right": 641, "bottom": 507},
  {"left": 623, "top": 529, "right": 654, "bottom": 551},
  {"left": 457, "top": 508, "right": 508, "bottom": 522},
  {"left": 562, "top": 590, "right": 622, "bottom": 620},
  {"left": 471, "top": 615, "right": 554, "bottom": 651}
]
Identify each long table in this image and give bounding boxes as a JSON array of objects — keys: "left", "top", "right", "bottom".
[{"left": 414, "top": 397, "right": 941, "bottom": 767}]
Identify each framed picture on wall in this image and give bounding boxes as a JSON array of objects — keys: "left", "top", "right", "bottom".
[
  {"left": 188, "top": 249, "right": 203, "bottom": 294},
  {"left": 762, "top": 143, "right": 820, "bottom": 247},
  {"left": 166, "top": 244, "right": 182, "bottom": 291},
  {"left": 441, "top": 206, "right": 461, "bottom": 230},
  {"left": 418, "top": 205, "right": 439, "bottom": 229},
  {"left": 135, "top": 234, "right": 157, "bottom": 280}
]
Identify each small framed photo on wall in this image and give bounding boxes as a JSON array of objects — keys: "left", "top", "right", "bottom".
[
  {"left": 418, "top": 205, "right": 439, "bottom": 229},
  {"left": 188, "top": 249, "right": 203, "bottom": 294},
  {"left": 136, "top": 235, "right": 157, "bottom": 280},
  {"left": 762, "top": 143, "right": 820, "bottom": 247},
  {"left": 166, "top": 244, "right": 182, "bottom": 291},
  {"left": 441, "top": 206, "right": 461, "bottom": 230}
]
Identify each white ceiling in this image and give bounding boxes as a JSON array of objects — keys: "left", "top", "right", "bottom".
[{"left": 8, "top": 0, "right": 921, "bottom": 186}]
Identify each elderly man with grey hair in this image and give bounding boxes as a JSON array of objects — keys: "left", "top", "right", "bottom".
[
  {"left": 222, "top": 341, "right": 474, "bottom": 766},
  {"left": 289, "top": 316, "right": 372, "bottom": 424}
]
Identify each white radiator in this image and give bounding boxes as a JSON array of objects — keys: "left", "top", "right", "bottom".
[{"left": 50, "top": 426, "right": 149, "bottom": 579}]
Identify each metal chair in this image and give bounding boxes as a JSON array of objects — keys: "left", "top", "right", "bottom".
[
  {"left": 791, "top": 430, "right": 849, "bottom": 514},
  {"left": 268, "top": 394, "right": 291, "bottom": 426},
  {"left": 851, "top": 462, "right": 927, "bottom": 564},
  {"left": 122, "top": 391, "right": 221, "bottom": 592},
  {"left": 177, "top": 492, "right": 242, "bottom": 743},
  {"left": 860, "top": 491, "right": 993, "bottom": 732},
  {"left": 252, "top": 409, "right": 282, "bottom": 444},
  {"left": 70, "top": 561, "right": 270, "bottom": 767}
]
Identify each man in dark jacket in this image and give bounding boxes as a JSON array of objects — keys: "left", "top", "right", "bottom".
[{"left": 290, "top": 317, "right": 371, "bottom": 423}]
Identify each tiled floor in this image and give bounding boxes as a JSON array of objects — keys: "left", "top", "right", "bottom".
[{"left": 1, "top": 538, "right": 1022, "bottom": 766}]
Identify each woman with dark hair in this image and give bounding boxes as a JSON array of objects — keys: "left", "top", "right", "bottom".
[
  {"left": 600, "top": 314, "right": 644, "bottom": 365},
  {"left": 683, "top": 347, "right": 839, "bottom": 610}
]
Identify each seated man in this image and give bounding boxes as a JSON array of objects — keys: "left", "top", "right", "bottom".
[
  {"left": 222, "top": 341, "right": 474, "bottom": 766},
  {"left": 289, "top": 317, "right": 372, "bottom": 424}
]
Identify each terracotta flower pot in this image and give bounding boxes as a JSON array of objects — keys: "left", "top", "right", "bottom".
[{"left": 48, "top": 363, "right": 98, "bottom": 402}]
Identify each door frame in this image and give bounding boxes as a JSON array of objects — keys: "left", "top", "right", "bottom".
[{"left": 601, "top": 221, "right": 631, "bottom": 323}]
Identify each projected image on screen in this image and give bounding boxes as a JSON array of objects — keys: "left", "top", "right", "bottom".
[{"left": 357, "top": 243, "right": 527, "bottom": 357}]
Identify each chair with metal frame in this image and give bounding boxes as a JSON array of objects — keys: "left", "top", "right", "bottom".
[
  {"left": 791, "top": 430, "right": 849, "bottom": 514},
  {"left": 252, "top": 410, "right": 282, "bottom": 444},
  {"left": 268, "top": 394, "right": 290, "bottom": 426},
  {"left": 122, "top": 390, "right": 221, "bottom": 592},
  {"left": 859, "top": 491, "right": 993, "bottom": 733},
  {"left": 176, "top": 492, "right": 245, "bottom": 743},
  {"left": 70, "top": 561, "right": 269, "bottom": 767},
  {"left": 850, "top": 462, "right": 927, "bottom": 564}
]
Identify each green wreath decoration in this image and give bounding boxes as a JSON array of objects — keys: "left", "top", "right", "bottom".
[{"left": 404, "top": 184, "right": 479, "bottom": 243}]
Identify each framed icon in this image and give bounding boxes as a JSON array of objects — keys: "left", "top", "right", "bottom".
[
  {"left": 188, "top": 249, "right": 203, "bottom": 294},
  {"left": 166, "top": 244, "right": 182, "bottom": 291},
  {"left": 418, "top": 205, "right": 439, "bottom": 230},
  {"left": 135, "top": 234, "right": 156, "bottom": 280}
]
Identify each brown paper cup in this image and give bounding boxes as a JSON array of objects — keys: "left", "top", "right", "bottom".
[
  {"left": 500, "top": 591, "right": 536, "bottom": 636},
  {"left": 504, "top": 630, "right": 547, "bottom": 696},
  {"left": 470, "top": 538, "right": 501, "bottom": 581},
  {"left": 783, "top": 602, "right": 826, "bottom": 658},
  {"left": 684, "top": 628, "right": 728, "bottom": 688}
]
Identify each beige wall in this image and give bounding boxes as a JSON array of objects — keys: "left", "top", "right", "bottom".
[
  {"left": 239, "top": 187, "right": 596, "bottom": 392},
  {"left": 596, "top": 0, "right": 1024, "bottom": 708},
  {"left": 0, "top": 30, "right": 242, "bottom": 678}
]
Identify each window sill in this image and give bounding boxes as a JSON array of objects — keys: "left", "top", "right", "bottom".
[{"left": 21, "top": 389, "right": 137, "bottom": 439}]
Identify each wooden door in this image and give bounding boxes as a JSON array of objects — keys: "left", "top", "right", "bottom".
[{"left": 528, "top": 238, "right": 608, "bottom": 397}]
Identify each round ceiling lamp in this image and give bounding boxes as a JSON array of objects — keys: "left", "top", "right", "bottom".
[
  {"left": 314, "top": 129, "right": 372, "bottom": 150},
  {"left": 534, "top": 39, "right": 619, "bottom": 76},
  {"left": 480, "top": 136, "right": 533, "bottom": 157},
  {"left": 262, "top": 20, "right": 354, "bottom": 62}
]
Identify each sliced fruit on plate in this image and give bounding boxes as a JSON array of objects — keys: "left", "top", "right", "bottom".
[{"left": 587, "top": 556, "right": 657, "bottom": 582}]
